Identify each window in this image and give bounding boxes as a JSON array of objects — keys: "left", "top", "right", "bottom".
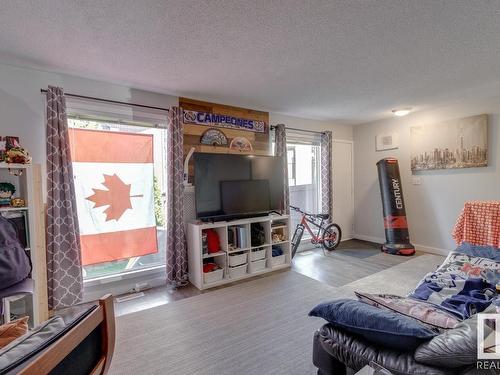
[
  {"left": 66, "top": 100, "right": 168, "bottom": 282},
  {"left": 287, "top": 146, "right": 296, "bottom": 186},
  {"left": 274, "top": 130, "right": 322, "bottom": 240}
]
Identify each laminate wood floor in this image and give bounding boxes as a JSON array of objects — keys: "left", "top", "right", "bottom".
[{"left": 113, "top": 239, "right": 422, "bottom": 316}]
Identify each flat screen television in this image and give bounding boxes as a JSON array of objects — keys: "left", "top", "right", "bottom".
[{"left": 194, "top": 153, "right": 284, "bottom": 221}]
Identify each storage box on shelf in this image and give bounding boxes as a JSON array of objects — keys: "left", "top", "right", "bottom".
[
  {"left": 228, "top": 252, "right": 248, "bottom": 267},
  {"left": 203, "top": 267, "right": 224, "bottom": 284},
  {"left": 271, "top": 240, "right": 288, "bottom": 267},
  {"left": 271, "top": 254, "right": 286, "bottom": 267},
  {"left": 187, "top": 214, "right": 291, "bottom": 290},
  {"left": 250, "top": 247, "right": 267, "bottom": 261},
  {"left": 228, "top": 263, "right": 248, "bottom": 279},
  {"left": 202, "top": 250, "right": 226, "bottom": 285},
  {"left": 249, "top": 258, "right": 267, "bottom": 273}
]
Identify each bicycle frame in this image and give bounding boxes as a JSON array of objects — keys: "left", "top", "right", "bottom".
[
  {"left": 290, "top": 205, "right": 341, "bottom": 259},
  {"left": 300, "top": 214, "right": 325, "bottom": 243}
]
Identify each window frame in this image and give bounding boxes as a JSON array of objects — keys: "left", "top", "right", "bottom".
[{"left": 65, "top": 99, "right": 169, "bottom": 294}]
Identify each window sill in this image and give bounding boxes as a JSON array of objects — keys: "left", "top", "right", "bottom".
[{"left": 83, "top": 265, "right": 166, "bottom": 303}]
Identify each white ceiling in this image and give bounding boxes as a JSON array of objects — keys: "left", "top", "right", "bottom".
[{"left": 1, "top": 1, "right": 500, "bottom": 124}]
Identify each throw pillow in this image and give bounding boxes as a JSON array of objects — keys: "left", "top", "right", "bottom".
[
  {"left": 0, "top": 316, "right": 29, "bottom": 348},
  {"left": 309, "top": 299, "right": 438, "bottom": 351},
  {"left": 414, "top": 313, "right": 486, "bottom": 368},
  {"left": 456, "top": 242, "right": 500, "bottom": 261},
  {"left": 355, "top": 292, "right": 460, "bottom": 330}
]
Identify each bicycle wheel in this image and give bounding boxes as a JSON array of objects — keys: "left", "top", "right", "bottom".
[
  {"left": 291, "top": 224, "right": 304, "bottom": 259},
  {"left": 322, "top": 223, "right": 341, "bottom": 253}
]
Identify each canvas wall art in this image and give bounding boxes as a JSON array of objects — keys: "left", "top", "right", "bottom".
[{"left": 410, "top": 114, "right": 488, "bottom": 171}]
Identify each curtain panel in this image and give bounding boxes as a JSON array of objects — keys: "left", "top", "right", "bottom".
[
  {"left": 166, "top": 107, "right": 188, "bottom": 285},
  {"left": 274, "top": 124, "right": 290, "bottom": 214},
  {"left": 46, "top": 86, "right": 83, "bottom": 310},
  {"left": 320, "top": 131, "right": 333, "bottom": 220}
]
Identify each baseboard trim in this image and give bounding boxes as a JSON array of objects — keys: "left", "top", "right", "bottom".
[
  {"left": 353, "top": 234, "right": 449, "bottom": 256},
  {"left": 413, "top": 243, "right": 449, "bottom": 256},
  {"left": 353, "top": 234, "right": 384, "bottom": 244}
]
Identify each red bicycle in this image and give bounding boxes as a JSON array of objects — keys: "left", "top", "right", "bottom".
[{"left": 290, "top": 205, "right": 342, "bottom": 258}]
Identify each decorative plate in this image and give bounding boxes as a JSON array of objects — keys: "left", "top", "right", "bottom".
[
  {"left": 200, "top": 128, "right": 228, "bottom": 146},
  {"left": 229, "top": 137, "right": 253, "bottom": 152}
]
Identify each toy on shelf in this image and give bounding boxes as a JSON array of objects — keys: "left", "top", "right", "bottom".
[
  {"left": 205, "top": 229, "right": 220, "bottom": 254},
  {"left": 272, "top": 232, "right": 286, "bottom": 243},
  {"left": 10, "top": 198, "right": 26, "bottom": 208},
  {"left": 0, "top": 182, "right": 15, "bottom": 206},
  {"left": 1, "top": 136, "right": 31, "bottom": 176},
  {"left": 5, "top": 147, "right": 31, "bottom": 165}
]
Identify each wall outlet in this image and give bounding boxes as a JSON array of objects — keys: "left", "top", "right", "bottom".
[{"left": 412, "top": 176, "right": 421, "bottom": 185}]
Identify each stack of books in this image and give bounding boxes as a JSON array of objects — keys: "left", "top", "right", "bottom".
[{"left": 228, "top": 226, "right": 248, "bottom": 249}]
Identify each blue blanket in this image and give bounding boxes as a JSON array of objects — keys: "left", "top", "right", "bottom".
[{"left": 409, "top": 252, "right": 498, "bottom": 320}]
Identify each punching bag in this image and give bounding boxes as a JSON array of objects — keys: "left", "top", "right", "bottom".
[{"left": 376, "top": 158, "right": 415, "bottom": 256}]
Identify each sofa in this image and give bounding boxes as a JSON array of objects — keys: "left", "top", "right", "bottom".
[
  {"left": 311, "top": 245, "right": 499, "bottom": 374},
  {"left": 311, "top": 201, "right": 500, "bottom": 374},
  {"left": 313, "top": 320, "right": 484, "bottom": 375}
]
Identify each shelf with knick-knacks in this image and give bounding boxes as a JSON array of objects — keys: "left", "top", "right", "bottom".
[{"left": 0, "top": 162, "right": 48, "bottom": 326}]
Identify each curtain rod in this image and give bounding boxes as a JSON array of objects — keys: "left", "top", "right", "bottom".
[
  {"left": 270, "top": 125, "right": 325, "bottom": 135},
  {"left": 40, "top": 89, "right": 170, "bottom": 112}
]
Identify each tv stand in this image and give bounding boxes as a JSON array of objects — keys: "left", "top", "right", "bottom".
[
  {"left": 187, "top": 214, "right": 291, "bottom": 290},
  {"left": 199, "top": 211, "right": 274, "bottom": 223}
]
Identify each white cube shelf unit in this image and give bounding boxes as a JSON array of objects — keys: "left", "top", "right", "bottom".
[
  {"left": 0, "top": 163, "right": 48, "bottom": 325},
  {"left": 187, "top": 214, "right": 291, "bottom": 290}
]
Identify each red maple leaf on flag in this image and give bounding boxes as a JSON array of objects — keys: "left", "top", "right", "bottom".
[{"left": 86, "top": 174, "right": 140, "bottom": 221}]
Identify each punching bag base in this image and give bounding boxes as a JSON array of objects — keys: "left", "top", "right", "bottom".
[{"left": 381, "top": 243, "right": 415, "bottom": 256}]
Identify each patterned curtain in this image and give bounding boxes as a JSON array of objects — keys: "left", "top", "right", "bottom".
[
  {"left": 166, "top": 107, "right": 188, "bottom": 285},
  {"left": 274, "top": 124, "right": 289, "bottom": 214},
  {"left": 46, "top": 86, "right": 83, "bottom": 310},
  {"left": 320, "top": 131, "right": 333, "bottom": 219}
]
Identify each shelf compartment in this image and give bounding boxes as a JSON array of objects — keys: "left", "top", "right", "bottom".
[
  {"left": 203, "top": 253, "right": 226, "bottom": 285},
  {"left": 0, "top": 206, "right": 28, "bottom": 212},
  {"left": 249, "top": 258, "right": 267, "bottom": 273},
  {"left": 250, "top": 247, "right": 267, "bottom": 262},
  {"left": 271, "top": 240, "right": 290, "bottom": 246},
  {"left": 270, "top": 224, "right": 287, "bottom": 230},
  {"left": 203, "top": 268, "right": 224, "bottom": 284},
  {"left": 202, "top": 251, "right": 226, "bottom": 259},
  {"left": 228, "top": 247, "right": 251, "bottom": 253},
  {"left": 227, "top": 223, "right": 250, "bottom": 250},
  {"left": 0, "top": 163, "right": 31, "bottom": 169},
  {"left": 271, "top": 254, "right": 286, "bottom": 267},
  {"left": 228, "top": 252, "right": 248, "bottom": 267},
  {"left": 250, "top": 243, "right": 269, "bottom": 249},
  {"left": 228, "top": 263, "right": 248, "bottom": 279},
  {"left": 271, "top": 224, "right": 288, "bottom": 243}
]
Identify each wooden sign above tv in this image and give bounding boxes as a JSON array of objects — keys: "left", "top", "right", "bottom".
[{"left": 180, "top": 97, "right": 270, "bottom": 157}]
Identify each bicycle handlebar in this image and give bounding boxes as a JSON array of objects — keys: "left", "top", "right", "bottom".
[
  {"left": 290, "top": 205, "right": 325, "bottom": 220},
  {"left": 290, "top": 205, "right": 310, "bottom": 215}
]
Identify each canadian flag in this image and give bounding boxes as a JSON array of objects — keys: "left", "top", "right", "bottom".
[{"left": 69, "top": 128, "right": 158, "bottom": 266}]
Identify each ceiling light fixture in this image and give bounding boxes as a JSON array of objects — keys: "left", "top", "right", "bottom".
[{"left": 392, "top": 108, "right": 412, "bottom": 117}]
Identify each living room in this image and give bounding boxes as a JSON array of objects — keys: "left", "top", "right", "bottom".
[{"left": 0, "top": 2, "right": 499, "bottom": 374}]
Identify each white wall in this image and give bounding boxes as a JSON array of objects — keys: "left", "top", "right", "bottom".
[
  {"left": 0, "top": 62, "right": 178, "bottom": 171},
  {"left": 353, "top": 98, "right": 500, "bottom": 254},
  {"left": 270, "top": 113, "right": 353, "bottom": 141}
]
